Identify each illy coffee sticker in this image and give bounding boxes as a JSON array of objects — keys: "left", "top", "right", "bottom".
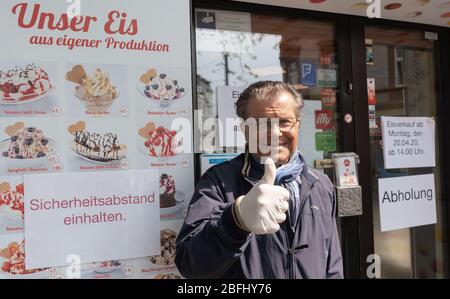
[{"left": 315, "top": 110, "right": 334, "bottom": 130}]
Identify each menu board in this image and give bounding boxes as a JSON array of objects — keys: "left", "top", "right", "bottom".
[{"left": 0, "top": 0, "right": 193, "bottom": 279}]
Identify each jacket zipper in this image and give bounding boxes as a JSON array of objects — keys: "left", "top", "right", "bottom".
[{"left": 286, "top": 182, "right": 315, "bottom": 279}]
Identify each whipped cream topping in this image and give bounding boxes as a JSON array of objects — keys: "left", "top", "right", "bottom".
[{"left": 82, "top": 68, "right": 117, "bottom": 100}]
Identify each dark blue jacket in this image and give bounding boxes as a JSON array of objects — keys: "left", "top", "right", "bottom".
[{"left": 175, "top": 152, "right": 343, "bottom": 279}]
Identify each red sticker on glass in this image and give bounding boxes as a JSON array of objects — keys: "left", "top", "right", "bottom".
[
  {"left": 315, "top": 110, "right": 334, "bottom": 130},
  {"left": 320, "top": 55, "right": 332, "bottom": 65},
  {"left": 321, "top": 89, "right": 336, "bottom": 107}
]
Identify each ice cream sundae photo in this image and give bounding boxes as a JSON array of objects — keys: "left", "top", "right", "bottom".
[
  {"left": 66, "top": 65, "right": 118, "bottom": 112},
  {"left": 160, "top": 173, "right": 176, "bottom": 208},
  {"left": 159, "top": 173, "right": 187, "bottom": 216},
  {"left": 139, "top": 68, "right": 186, "bottom": 108},
  {"left": 0, "top": 182, "right": 24, "bottom": 220},
  {"left": 0, "top": 63, "right": 53, "bottom": 104},
  {"left": 0, "top": 240, "right": 45, "bottom": 275},
  {"left": 0, "top": 122, "right": 55, "bottom": 168},
  {"left": 68, "top": 121, "right": 127, "bottom": 164},
  {"left": 138, "top": 122, "right": 182, "bottom": 157},
  {"left": 149, "top": 229, "right": 177, "bottom": 266}
]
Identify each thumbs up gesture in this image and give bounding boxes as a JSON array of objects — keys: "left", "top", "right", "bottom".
[{"left": 234, "top": 158, "right": 290, "bottom": 235}]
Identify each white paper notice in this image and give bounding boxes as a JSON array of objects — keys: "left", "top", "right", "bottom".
[
  {"left": 24, "top": 170, "right": 160, "bottom": 269},
  {"left": 381, "top": 117, "right": 436, "bottom": 169},
  {"left": 217, "top": 86, "right": 246, "bottom": 147},
  {"left": 298, "top": 100, "right": 323, "bottom": 167},
  {"left": 378, "top": 174, "right": 436, "bottom": 232}
]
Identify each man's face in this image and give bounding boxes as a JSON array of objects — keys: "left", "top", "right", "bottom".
[{"left": 244, "top": 92, "right": 300, "bottom": 166}]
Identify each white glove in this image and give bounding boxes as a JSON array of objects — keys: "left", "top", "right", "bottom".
[{"left": 234, "top": 158, "right": 290, "bottom": 235}]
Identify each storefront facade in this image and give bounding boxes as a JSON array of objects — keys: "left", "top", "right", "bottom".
[{"left": 191, "top": 0, "right": 450, "bottom": 279}]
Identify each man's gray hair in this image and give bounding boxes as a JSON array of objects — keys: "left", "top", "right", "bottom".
[{"left": 235, "top": 81, "right": 304, "bottom": 119}]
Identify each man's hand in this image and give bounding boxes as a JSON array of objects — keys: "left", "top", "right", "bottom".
[{"left": 234, "top": 158, "right": 290, "bottom": 235}]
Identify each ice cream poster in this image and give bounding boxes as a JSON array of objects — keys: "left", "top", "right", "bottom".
[{"left": 0, "top": 0, "right": 194, "bottom": 279}]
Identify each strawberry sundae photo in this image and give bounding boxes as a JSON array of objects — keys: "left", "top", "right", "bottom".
[
  {"left": 0, "top": 63, "right": 53, "bottom": 105},
  {"left": 138, "top": 122, "right": 182, "bottom": 157}
]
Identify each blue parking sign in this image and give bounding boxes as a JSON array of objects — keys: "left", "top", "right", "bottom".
[{"left": 301, "top": 63, "right": 317, "bottom": 86}]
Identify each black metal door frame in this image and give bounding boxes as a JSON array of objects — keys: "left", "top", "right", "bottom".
[{"left": 338, "top": 16, "right": 374, "bottom": 279}]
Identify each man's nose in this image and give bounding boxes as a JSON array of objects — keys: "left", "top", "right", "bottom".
[
  {"left": 269, "top": 123, "right": 283, "bottom": 136},
  {"left": 264, "top": 124, "right": 282, "bottom": 146}
]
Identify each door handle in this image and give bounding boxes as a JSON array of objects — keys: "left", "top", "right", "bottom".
[{"left": 347, "top": 82, "right": 353, "bottom": 95}]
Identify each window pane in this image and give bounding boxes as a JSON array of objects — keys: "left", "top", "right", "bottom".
[{"left": 195, "top": 10, "right": 342, "bottom": 170}]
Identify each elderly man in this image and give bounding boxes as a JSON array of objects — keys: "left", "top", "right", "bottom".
[{"left": 175, "top": 81, "right": 343, "bottom": 279}]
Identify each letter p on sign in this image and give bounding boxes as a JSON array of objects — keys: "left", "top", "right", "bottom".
[{"left": 366, "top": 0, "right": 381, "bottom": 19}]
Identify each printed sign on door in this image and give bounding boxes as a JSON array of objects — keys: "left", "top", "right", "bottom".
[{"left": 315, "top": 110, "right": 334, "bottom": 130}]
